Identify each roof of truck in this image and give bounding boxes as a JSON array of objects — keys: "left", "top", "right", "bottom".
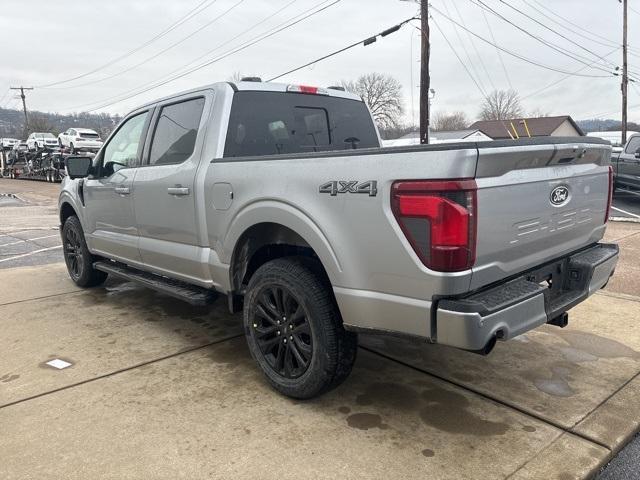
[{"left": 136, "top": 80, "right": 363, "bottom": 111}]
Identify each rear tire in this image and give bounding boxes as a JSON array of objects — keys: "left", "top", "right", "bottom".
[
  {"left": 62, "top": 215, "right": 108, "bottom": 288},
  {"left": 243, "top": 257, "right": 357, "bottom": 399}
]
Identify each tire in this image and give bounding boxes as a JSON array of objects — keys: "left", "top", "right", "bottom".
[
  {"left": 243, "top": 257, "right": 357, "bottom": 399},
  {"left": 62, "top": 215, "right": 108, "bottom": 288}
]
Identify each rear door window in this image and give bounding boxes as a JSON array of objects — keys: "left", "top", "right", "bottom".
[
  {"left": 223, "top": 91, "right": 379, "bottom": 158},
  {"left": 148, "top": 97, "right": 205, "bottom": 166},
  {"left": 625, "top": 136, "right": 640, "bottom": 154}
]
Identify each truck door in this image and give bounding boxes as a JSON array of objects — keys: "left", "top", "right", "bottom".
[
  {"left": 83, "top": 109, "right": 151, "bottom": 264},
  {"left": 618, "top": 135, "right": 640, "bottom": 188},
  {"left": 132, "top": 94, "right": 209, "bottom": 283}
]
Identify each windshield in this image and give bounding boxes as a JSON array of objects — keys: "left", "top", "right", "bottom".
[{"left": 223, "top": 91, "right": 379, "bottom": 158}]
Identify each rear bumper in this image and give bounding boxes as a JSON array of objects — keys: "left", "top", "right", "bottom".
[{"left": 435, "top": 243, "right": 619, "bottom": 351}]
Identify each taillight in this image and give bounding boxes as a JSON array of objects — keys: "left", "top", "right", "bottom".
[
  {"left": 605, "top": 165, "right": 613, "bottom": 223},
  {"left": 391, "top": 179, "right": 477, "bottom": 272}
]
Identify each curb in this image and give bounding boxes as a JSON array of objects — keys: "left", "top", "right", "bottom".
[{"left": 610, "top": 216, "right": 640, "bottom": 224}]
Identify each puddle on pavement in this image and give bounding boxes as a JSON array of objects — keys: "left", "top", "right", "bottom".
[
  {"left": 356, "top": 382, "right": 422, "bottom": 410},
  {"left": 419, "top": 387, "right": 509, "bottom": 436},
  {"left": 530, "top": 365, "right": 575, "bottom": 398},
  {"left": 345, "top": 375, "right": 510, "bottom": 437},
  {"left": 0, "top": 373, "right": 20, "bottom": 383},
  {"left": 556, "top": 330, "right": 640, "bottom": 360},
  {"left": 346, "top": 413, "right": 389, "bottom": 430}
]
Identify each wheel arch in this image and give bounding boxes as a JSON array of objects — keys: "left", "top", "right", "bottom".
[
  {"left": 223, "top": 201, "right": 342, "bottom": 294},
  {"left": 59, "top": 201, "right": 77, "bottom": 225},
  {"left": 229, "top": 221, "right": 337, "bottom": 294}
]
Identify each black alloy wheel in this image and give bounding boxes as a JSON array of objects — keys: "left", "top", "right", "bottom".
[
  {"left": 63, "top": 222, "right": 84, "bottom": 281},
  {"left": 253, "top": 285, "right": 313, "bottom": 379}
]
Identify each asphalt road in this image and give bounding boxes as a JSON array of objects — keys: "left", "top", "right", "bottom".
[{"left": 612, "top": 187, "right": 640, "bottom": 220}]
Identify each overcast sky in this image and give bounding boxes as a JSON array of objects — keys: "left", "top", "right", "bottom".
[{"left": 0, "top": 0, "right": 638, "bottom": 123}]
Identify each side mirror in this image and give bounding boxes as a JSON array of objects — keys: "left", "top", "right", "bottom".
[{"left": 66, "top": 156, "right": 93, "bottom": 179}]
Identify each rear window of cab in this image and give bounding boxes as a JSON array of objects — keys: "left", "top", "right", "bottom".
[{"left": 223, "top": 91, "right": 379, "bottom": 158}]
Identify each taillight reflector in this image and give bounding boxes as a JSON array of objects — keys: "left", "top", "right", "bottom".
[
  {"left": 391, "top": 179, "right": 477, "bottom": 272},
  {"left": 605, "top": 165, "right": 613, "bottom": 223}
]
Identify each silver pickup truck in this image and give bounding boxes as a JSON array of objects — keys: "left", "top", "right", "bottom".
[{"left": 59, "top": 80, "right": 619, "bottom": 398}]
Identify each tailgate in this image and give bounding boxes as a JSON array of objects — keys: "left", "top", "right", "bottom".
[{"left": 470, "top": 138, "right": 612, "bottom": 290}]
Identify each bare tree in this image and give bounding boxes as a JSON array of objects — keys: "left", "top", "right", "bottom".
[
  {"left": 527, "top": 107, "right": 550, "bottom": 118},
  {"left": 27, "top": 113, "right": 54, "bottom": 135},
  {"left": 479, "top": 89, "right": 523, "bottom": 121},
  {"left": 431, "top": 111, "right": 469, "bottom": 131},
  {"left": 340, "top": 73, "right": 404, "bottom": 129}
]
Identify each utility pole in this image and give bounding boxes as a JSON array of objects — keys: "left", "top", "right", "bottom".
[
  {"left": 622, "top": 0, "right": 628, "bottom": 145},
  {"left": 10, "top": 86, "right": 33, "bottom": 136},
  {"left": 419, "top": 0, "right": 430, "bottom": 144}
]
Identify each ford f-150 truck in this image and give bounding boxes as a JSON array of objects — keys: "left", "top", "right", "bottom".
[
  {"left": 59, "top": 80, "right": 619, "bottom": 399},
  {"left": 612, "top": 132, "right": 640, "bottom": 190}
]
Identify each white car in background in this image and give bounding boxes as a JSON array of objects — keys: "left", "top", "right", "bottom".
[
  {"left": 0, "top": 137, "right": 19, "bottom": 149},
  {"left": 58, "top": 128, "right": 103, "bottom": 153},
  {"left": 26, "top": 132, "right": 58, "bottom": 151}
]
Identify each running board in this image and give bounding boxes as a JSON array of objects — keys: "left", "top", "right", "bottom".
[{"left": 93, "top": 261, "right": 218, "bottom": 306}]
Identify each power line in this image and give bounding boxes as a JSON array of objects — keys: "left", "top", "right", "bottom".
[
  {"left": 470, "top": 0, "right": 617, "bottom": 76},
  {"left": 528, "top": 0, "right": 640, "bottom": 55},
  {"left": 429, "top": 18, "right": 488, "bottom": 99},
  {"left": 44, "top": 0, "right": 246, "bottom": 90},
  {"left": 36, "top": 0, "right": 220, "bottom": 88},
  {"left": 495, "top": 0, "right": 624, "bottom": 72},
  {"left": 520, "top": 0, "right": 617, "bottom": 50},
  {"left": 64, "top": 0, "right": 342, "bottom": 112},
  {"left": 452, "top": 0, "right": 496, "bottom": 91},
  {"left": 267, "top": 16, "right": 416, "bottom": 82},
  {"left": 429, "top": 17, "right": 512, "bottom": 138},
  {"left": 481, "top": 7, "right": 512, "bottom": 89},
  {"left": 441, "top": 2, "right": 488, "bottom": 95},
  {"left": 0, "top": 88, "right": 11, "bottom": 106},
  {"left": 430, "top": 4, "right": 614, "bottom": 78},
  {"left": 521, "top": 47, "right": 620, "bottom": 101}
]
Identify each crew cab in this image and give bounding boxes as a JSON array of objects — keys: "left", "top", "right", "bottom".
[
  {"left": 59, "top": 80, "right": 618, "bottom": 398},
  {"left": 612, "top": 132, "right": 640, "bottom": 189},
  {"left": 58, "top": 128, "right": 103, "bottom": 153}
]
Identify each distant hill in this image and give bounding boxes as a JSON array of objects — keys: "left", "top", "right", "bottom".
[
  {"left": 576, "top": 118, "right": 640, "bottom": 133},
  {"left": 0, "top": 107, "right": 121, "bottom": 140}
]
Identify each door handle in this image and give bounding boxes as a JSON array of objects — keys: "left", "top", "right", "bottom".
[
  {"left": 167, "top": 187, "right": 190, "bottom": 196},
  {"left": 114, "top": 186, "right": 130, "bottom": 195}
]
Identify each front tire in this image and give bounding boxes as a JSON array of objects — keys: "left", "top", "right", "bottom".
[
  {"left": 62, "top": 215, "right": 108, "bottom": 288},
  {"left": 243, "top": 257, "right": 357, "bottom": 399}
]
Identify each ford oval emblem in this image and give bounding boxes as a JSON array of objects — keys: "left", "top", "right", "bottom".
[{"left": 550, "top": 185, "right": 570, "bottom": 206}]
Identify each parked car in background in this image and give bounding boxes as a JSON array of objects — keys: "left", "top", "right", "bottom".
[
  {"left": 9, "top": 142, "right": 28, "bottom": 163},
  {"left": 58, "top": 128, "right": 103, "bottom": 153},
  {"left": 26, "top": 132, "right": 58, "bottom": 151},
  {"left": 0, "top": 137, "right": 19, "bottom": 149},
  {"left": 612, "top": 132, "right": 640, "bottom": 189},
  {"left": 587, "top": 131, "right": 640, "bottom": 154}
]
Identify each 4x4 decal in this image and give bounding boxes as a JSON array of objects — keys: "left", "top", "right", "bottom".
[{"left": 319, "top": 180, "right": 377, "bottom": 197}]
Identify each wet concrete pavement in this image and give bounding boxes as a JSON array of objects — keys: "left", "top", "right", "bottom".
[{"left": 1, "top": 178, "right": 639, "bottom": 479}]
